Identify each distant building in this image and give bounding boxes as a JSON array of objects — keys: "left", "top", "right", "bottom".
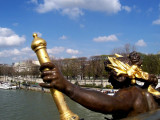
[
  {"left": 13, "top": 60, "right": 40, "bottom": 72},
  {"left": 32, "top": 61, "right": 40, "bottom": 66}
]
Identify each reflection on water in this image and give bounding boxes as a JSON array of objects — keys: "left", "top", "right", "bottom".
[{"left": 0, "top": 89, "right": 110, "bottom": 120}]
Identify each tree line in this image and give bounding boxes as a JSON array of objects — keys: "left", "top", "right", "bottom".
[
  {"left": 0, "top": 53, "right": 160, "bottom": 80},
  {"left": 52, "top": 53, "right": 160, "bottom": 80},
  {"left": 52, "top": 56, "right": 108, "bottom": 80}
]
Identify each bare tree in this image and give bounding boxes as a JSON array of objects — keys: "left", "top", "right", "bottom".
[
  {"left": 85, "top": 60, "right": 93, "bottom": 80},
  {"left": 111, "top": 43, "right": 137, "bottom": 56},
  {"left": 77, "top": 57, "right": 87, "bottom": 80},
  {"left": 89, "top": 56, "right": 104, "bottom": 80},
  {"left": 0, "top": 64, "right": 15, "bottom": 81}
]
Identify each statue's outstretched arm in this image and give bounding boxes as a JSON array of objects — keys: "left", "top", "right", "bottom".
[{"left": 40, "top": 62, "right": 133, "bottom": 114}]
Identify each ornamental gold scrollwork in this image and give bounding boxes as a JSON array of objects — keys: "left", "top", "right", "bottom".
[{"left": 107, "top": 54, "right": 160, "bottom": 96}]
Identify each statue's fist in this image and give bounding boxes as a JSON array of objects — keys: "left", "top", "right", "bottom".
[{"left": 39, "top": 62, "right": 66, "bottom": 91}]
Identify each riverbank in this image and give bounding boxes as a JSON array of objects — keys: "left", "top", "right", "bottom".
[
  {"left": 20, "top": 85, "right": 50, "bottom": 93},
  {"left": 2, "top": 75, "right": 160, "bottom": 93},
  {"left": 0, "top": 76, "right": 109, "bottom": 92},
  {"left": 0, "top": 76, "right": 111, "bottom": 87},
  {"left": 20, "top": 84, "right": 102, "bottom": 93}
]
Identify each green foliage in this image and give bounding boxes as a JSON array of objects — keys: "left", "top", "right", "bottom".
[
  {"left": 141, "top": 54, "right": 160, "bottom": 75},
  {"left": 74, "top": 81, "right": 79, "bottom": 86},
  {"left": 105, "top": 85, "right": 113, "bottom": 89}
]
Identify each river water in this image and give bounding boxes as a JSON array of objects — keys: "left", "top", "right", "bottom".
[{"left": 0, "top": 89, "right": 110, "bottom": 120}]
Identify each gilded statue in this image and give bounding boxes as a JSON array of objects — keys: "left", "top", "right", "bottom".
[{"left": 39, "top": 51, "right": 159, "bottom": 119}]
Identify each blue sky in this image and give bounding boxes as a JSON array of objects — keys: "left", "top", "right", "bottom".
[{"left": 0, "top": 0, "right": 160, "bottom": 64}]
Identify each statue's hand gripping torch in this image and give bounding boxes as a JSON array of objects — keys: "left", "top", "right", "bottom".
[{"left": 31, "top": 33, "right": 79, "bottom": 120}]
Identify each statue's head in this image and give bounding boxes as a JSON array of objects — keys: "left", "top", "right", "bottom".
[
  {"left": 129, "top": 51, "right": 142, "bottom": 66},
  {"left": 105, "top": 51, "right": 142, "bottom": 89}
]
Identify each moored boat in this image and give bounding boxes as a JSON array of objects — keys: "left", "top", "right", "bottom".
[
  {"left": 0, "top": 82, "right": 17, "bottom": 90},
  {"left": 101, "top": 89, "right": 118, "bottom": 96}
]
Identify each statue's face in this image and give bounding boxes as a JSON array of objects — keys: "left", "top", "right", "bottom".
[{"left": 129, "top": 52, "right": 140, "bottom": 63}]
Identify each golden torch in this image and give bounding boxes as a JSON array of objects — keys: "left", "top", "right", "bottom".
[{"left": 31, "top": 33, "right": 79, "bottom": 120}]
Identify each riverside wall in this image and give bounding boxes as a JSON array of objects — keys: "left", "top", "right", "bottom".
[
  {"left": 0, "top": 76, "right": 110, "bottom": 87},
  {"left": 1, "top": 76, "right": 160, "bottom": 90},
  {"left": 0, "top": 76, "right": 109, "bottom": 92}
]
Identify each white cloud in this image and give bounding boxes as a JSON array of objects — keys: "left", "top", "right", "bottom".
[
  {"left": 47, "top": 47, "right": 65, "bottom": 54},
  {"left": 28, "top": 0, "right": 38, "bottom": 4},
  {"left": 59, "top": 35, "right": 67, "bottom": 40},
  {"left": 12, "top": 49, "right": 21, "bottom": 55},
  {"left": 47, "top": 47, "right": 80, "bottom": 55},
  {"left": 122, "top": 6, "right": 131, "bottom": 12},
  {"left": 93, "top": 34, "right": 118, "bottom": 42},
  {"left": 66, "top": 49, "right": 79, "bottom": 54},
  {"left": 33, "top": 32, "right": 42, "bottom": 37},
  {"left": 21, "top": 47, "right": 32, "bottom": 52},
  {"left": 72, "top": 56, "right": 77, "bottom": 58},
  {"left": 0, "top": 47, "right": 33, "bottom": 58},
  {"left": 152, "top": 18, "right": 160, "bottom": 25},
  {"left": 135, "top": 39, "right": 147, "bottom": 47},
  {"left": 33, "top": 0, "right": 122, "bottom": 18},
  {"left": 62, "top": 8, "right": 84, "bottom": 19},
  {"left": 0, "top": 27, "right": 26, "bottom": 46}
]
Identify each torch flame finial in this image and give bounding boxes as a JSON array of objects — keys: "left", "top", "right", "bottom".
[{"left": 31, "top": 33, "right": 46, "bottom": 52}]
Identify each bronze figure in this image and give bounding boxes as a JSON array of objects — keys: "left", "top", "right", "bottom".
[
  {"left": 104, "top": 52, "right": 159, "bottom": 94},
  {"left": 39, "top": 52, "right": 159, "bottom": 119}
]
